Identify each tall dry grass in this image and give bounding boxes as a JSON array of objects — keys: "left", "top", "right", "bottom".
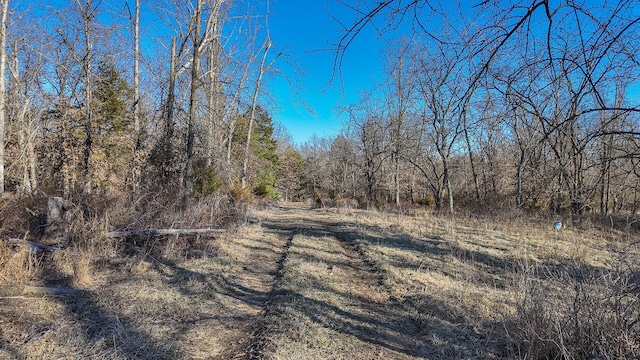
[
  {"left": 500, "top": 253, "right": 640, "bottom": 359},
  {"left": 331, "top": 205, "right": 640, "bottom": 359},
  {"left": 0, "top": 236, "right": 43, "bottom": 284},
  {"left": 0, "top": 189, "right": 244, "bottom": 289}
]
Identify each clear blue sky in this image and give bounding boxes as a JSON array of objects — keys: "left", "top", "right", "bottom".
[{"left": 267, "top": 0, "right": 387, "bottom": 145}]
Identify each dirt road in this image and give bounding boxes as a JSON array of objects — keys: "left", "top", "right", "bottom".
[
  {"left": 1, "top": 202, "right": 490, "bottom": 359},
  {"left": 244, "top": 203, "right": 424, "bottom": 359}
]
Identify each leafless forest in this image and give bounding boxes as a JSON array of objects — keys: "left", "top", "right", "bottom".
[
  {"left": 0, "top": 1, "right": 635, "bottom": 215},
  {"left": 0, "top": 1, "right": 639, "bottom": 359}
]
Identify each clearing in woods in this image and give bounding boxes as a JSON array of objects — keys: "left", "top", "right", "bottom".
[{"left": 2, "top": 202, "right": 636, "bottom": 358}]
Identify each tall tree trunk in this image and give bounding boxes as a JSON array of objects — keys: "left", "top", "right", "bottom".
[
  {"left": 132, "top": 0, "right": 141, "bottom": 195},
  {"left": 599, "top": 136, "right": 612, "bottom": 215},
  {"left": 393, "top": 154, "right": 400, "bottom": 206},
  {"left": 242, "top": 36, "right": 272, "bottom": 189},
  {"left": 9, "top": 39, "right": 35, "bottom": 195},
  {"left": 515, "top": 147, "right": 526, "bottom": 207},
  {"left": 82, "top": 0, "right": 94, "bottom": 194},
  {"left": 463, "top": 110, "right": 480, "bottom": 201},
  {"left": 61, "top": 105, "right": 71, "bottom": 196},
  {"left": 184, "top": 0, "right": 202, "bottom": 196},
  {"left": 0, "top": 0, "right": 8, "bottom": 194},
  {"left": 206, "top": 41, "right": 218, "bottom": 167},
  {"left": 18, "top": 102, "right": 31, "bottom": 194},
  {"left": 443, "top": 158, "right": 454, "bottom": 214},
  {"left": 27, "top": 118, "right": 36, "bottom": 191},
  {"left": 163, "top": 37, "right": 177, "bottom": 183},
  {"left": 206, "top": 2, "right": 223, "bottom": 168}
]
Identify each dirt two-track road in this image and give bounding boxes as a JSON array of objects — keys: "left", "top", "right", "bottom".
[
  {"left": 235, "top": 202, "right": 493, "bottom": 359},
  {"left": 1, "top": 202, "right": 494, "bottom": 359},
  {"left": 244, "top": 203, "right": 428, "bottom": 360}
]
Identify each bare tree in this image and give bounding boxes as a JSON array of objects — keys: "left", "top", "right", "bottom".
[
  {"left": 0, "top": 0, "right": 8, "bottom": 194},
  {"left": 345, "top": 97, "right": 389, "bottom": 208},
  {"left": 132, "top": 0, "right": 141, "bottom": 195},
  {"left": 413, "top": 42, "right": 466, "bottom": 213},
  {"left": 242, "top": 33, "right": 274, "bottom": 189},
  {"left": 332, "top": 0, "right": 640, "bottom": 213},
  {"left": 204, "top": 0, "right": 226, "bottom": 168},
  {"left": 183, "top": 0, "right": 203, "bottom": 195},
  {"left": 79, "top": 0, "right": 99, "bottom": 193},
  {"left": 382, "top": 39, "right": 415, "bottom": 206},
  {"left": 8, "top": 38, "right": 41, "bottom": 195}
]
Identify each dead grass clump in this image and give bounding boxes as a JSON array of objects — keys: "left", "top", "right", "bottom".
[
  {"left": 499, "top": 260, "right": 640, "bottom": 359},
  {"left": 1, "top": 240, "right": 43, "bottom": 284},
  {"left": 71, "top": 251, "right": 94, "bottom": 288}
]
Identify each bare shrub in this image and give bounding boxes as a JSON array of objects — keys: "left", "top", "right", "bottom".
[
  {"left": 318, "top": 197, "right": 334, "bottom": 209},
  {"left": 499, "top": 259, "right": 640, "bottom": 359},
  {"left": 336, "top": 198, "right": 358, "bottom": 214},
  {"left": 0, "top": 193, "right": 43, "bottom": 238}
]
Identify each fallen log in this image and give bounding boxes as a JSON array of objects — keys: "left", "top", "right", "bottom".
[
  {"left": 21, "top": 286, "right": 79, "bottom": 296},
  {"left": 6, "top": 238, "right": 61, "bottom": 255},
  {"left": 4, "top": 229, "right": 225, "bottom": 254},
  {"left": 106, "top": 228, "right": 226, "bottom": 238}
]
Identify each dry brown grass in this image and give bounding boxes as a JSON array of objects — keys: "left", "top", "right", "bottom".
[
  {"left": 1, "top": 198, "right": 638, "bottom": 359},
  {"left": 326, "top": 207, "right": 640, "bottom": 359},
  {"left": 0, "top": 192, "right": 281, "bottom": 360},
  {"left": 0, "top": 220, "right": 287, "bottom": 359},
  {"left": 1, "top": 238, "right": 43, "bottom": 285}
]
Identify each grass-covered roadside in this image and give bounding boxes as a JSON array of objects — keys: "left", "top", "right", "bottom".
[
  {"left": 330, "top": 207, "right": 640, "bottom": 359},
  {"left": 0, "top": 221, "right": 287, "bottom": 359}
]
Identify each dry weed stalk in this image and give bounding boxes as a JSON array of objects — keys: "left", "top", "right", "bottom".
[
  {"left": 1, "top": 234, "right": 43, "bottom": 284},
  {"left": 501, "top": 257, "right": 640, "bottom": 359},
  {"left": 71, "top": 251, "right": 93, "bottom": 288}
]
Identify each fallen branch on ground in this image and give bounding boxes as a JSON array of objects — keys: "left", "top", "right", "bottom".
[
  {"left": 6, "top": 238, "right": 62, "bottom": 255},
  {"left": 4, "top": 228, "right": 225, "bottom": 254},
  {"left": 20, "top": 286, "right": 79, "bottom": 296},
  {"left": 106, "top": 228, "right": 226, "bottom": 238}
]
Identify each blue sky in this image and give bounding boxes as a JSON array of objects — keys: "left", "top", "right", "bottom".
[{"left": 267, "top": 0, "right": 387, "bottom": 145}]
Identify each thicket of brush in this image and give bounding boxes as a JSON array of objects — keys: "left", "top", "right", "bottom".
[
  {"left": 499, "top": 256, "right": 640, "bottom": 359},
  {"left": 0, "top": 185, "right": 245, "bottom": 288}
]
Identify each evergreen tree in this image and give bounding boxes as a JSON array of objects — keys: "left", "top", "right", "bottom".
[
  {"left": 232, "top": 106, "right": 280, "bottom": 198},
  {"left": 92, "top": 59, "right": 133, "bottom": 190}
]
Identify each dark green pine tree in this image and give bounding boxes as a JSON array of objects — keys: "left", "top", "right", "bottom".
[
  {"left": 92, "top": 59, "right": 134, "bottom": 190},
  {"left": 233, "top": 106, "right": 281, "bottom": 198}
]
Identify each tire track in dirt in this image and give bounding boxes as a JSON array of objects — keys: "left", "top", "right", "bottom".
[
  {"left": 245, "top": 232, "right": 294, "bottom": 359},
  {"left": 328, "top": 224, "right": 428, "bottom": 358}
]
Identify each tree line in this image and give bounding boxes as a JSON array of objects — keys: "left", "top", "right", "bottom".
[
  {"left": 1, "top": 0, "right": 638, "bottom": 219},
  {"left": 301, "top": 0, "right": 640, "bottom": 216},
  {"left": 0, "top": 0, "right": 302, "bottom": 208}
]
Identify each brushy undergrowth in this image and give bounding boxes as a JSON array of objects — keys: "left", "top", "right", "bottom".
[
  {"left": 0, "top": 189, "right": 244, "bottom": 287},
  {"left": 335, "top": 205, "right": 640, "bottom": 359},
  {"left": 501, "top": 258, "right": 640, "bottom": 359}
]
